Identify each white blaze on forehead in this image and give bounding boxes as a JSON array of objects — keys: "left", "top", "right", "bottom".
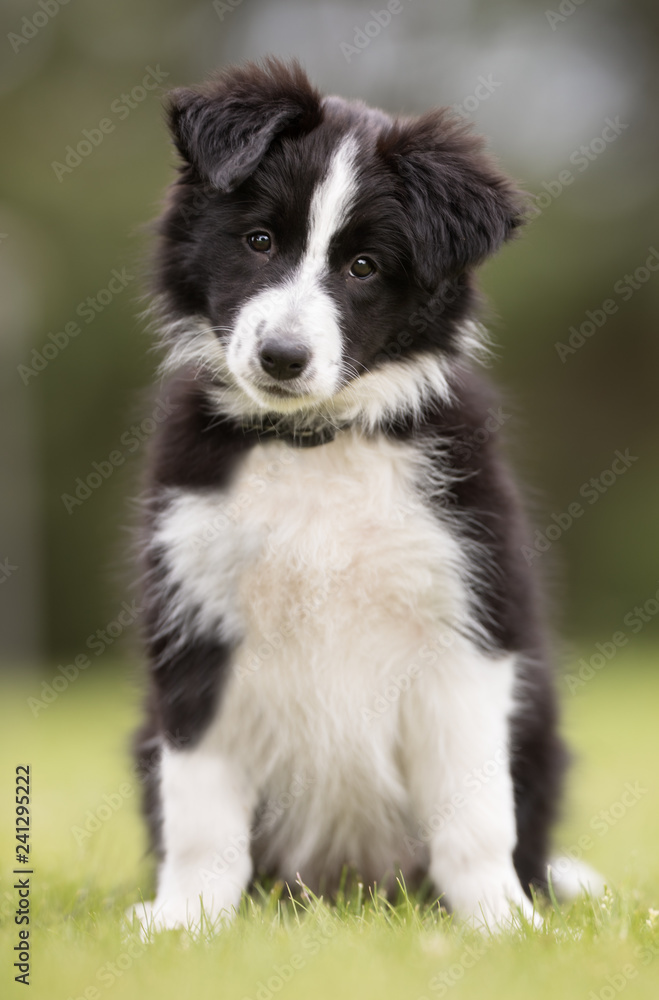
[
  {"left": 302, "top": 133, "right": 360, "bottom": 272},
  {"left": 225, "top": 132, "right": 361, "bottom": 411}
]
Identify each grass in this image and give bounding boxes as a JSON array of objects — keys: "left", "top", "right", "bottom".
[{"left": 1, "top": 650, "right": 659, "bottom": 1000}]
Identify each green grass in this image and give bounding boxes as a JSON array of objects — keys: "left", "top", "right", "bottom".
[{"left": 2, "top": 650, "right": 659, "bottom": 1000}]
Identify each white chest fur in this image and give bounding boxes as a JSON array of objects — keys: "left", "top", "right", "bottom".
[
  {"left": 152, "top": 430, "right": 515, "bottom": 889},
  {"left": 154, "top": 430, "right": 472, "bottom": 644}
]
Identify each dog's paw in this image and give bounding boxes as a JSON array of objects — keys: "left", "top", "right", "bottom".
[
  {"left": 475, "top": 891, "right": 543, "bottom": 933},
  {"left": 124, "top": 892, "right": 239, "bottom": 940},
  {"left": 456, "top": 886, "right": 542, "bottom": 934},
  {"left": 547, "top": 857, "right": 606, "bottom": 901}
]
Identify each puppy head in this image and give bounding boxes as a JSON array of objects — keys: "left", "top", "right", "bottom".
[{"left": 155, "top": 59, "right": 523, "bottom": 423}]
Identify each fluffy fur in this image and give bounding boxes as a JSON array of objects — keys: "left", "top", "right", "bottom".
[{"left": 129, "top": 59, "right": 570, "bottom": 935}]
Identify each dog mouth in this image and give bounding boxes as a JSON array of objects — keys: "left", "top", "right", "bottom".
[
  {"left": 238, "top": 375, "right": 320, "bottom": 412},
  {"left": 257, "top": 382, "right": 304, "bottom": 398},
  {"left": 249, "top": 369, "right": 318, "bottom": 401}
]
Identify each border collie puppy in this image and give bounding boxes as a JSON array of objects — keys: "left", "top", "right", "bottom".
[{"left": 131, "top": 58, "right": 568, "bottom": 933}]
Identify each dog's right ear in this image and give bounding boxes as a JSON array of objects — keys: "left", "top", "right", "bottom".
[{"left": 166, "top": 59, "right": 322, "bottom": 193}]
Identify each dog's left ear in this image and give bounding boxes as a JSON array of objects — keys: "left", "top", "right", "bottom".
[
  {"left": 166, "top": 59, "right": 322, "bottom": 193},
  {"left": 383, "top": 110, "right": 524, "bottom": 291}
]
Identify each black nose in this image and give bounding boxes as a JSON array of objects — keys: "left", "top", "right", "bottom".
[{"left": 259, "top": 339, "right": 310, "bottom": 381}]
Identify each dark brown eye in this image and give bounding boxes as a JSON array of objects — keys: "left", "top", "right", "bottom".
[
  {"left": 350, "top": 256, "right": 376, "bottom": 279},
  {"left": 247, "top": 232, "right": 272, "bottom": 253}
]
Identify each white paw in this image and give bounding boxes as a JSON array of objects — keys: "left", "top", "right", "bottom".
[
  {"left": 124, "top": 891, "right": 239, "bottom": 939},
  {"left": 547, "top": 857, "right": 606, "bottom": 901},
  {"left": 471, "top": 889, "right": 543, "bottom": 933}
]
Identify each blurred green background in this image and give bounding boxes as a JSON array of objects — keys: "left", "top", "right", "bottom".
[{"left": 1, "top": 0, "right": 658, "bottom": 666}]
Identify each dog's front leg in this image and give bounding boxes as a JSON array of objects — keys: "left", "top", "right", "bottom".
[
  {"left": 405, "top": 651, "right": 537, "bottom": 929},
  {"left": 426, "top": 752, "right": 535, "bottom": 930},
  {"left": 133, "top": 740, "right": 255, "bottom": 935}
]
